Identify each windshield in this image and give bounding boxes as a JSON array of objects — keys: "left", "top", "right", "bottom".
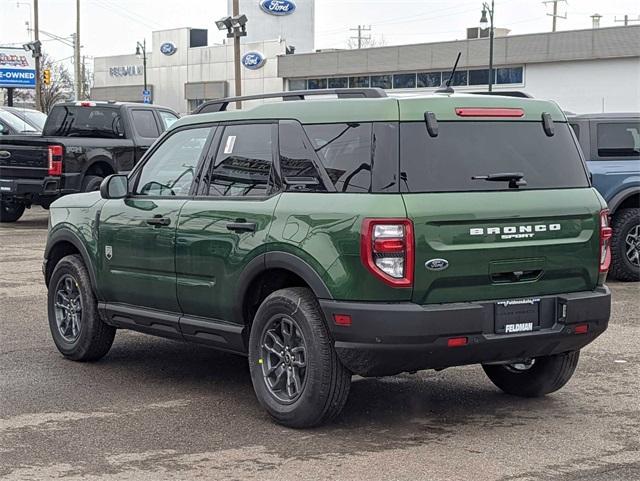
[
  {"left": 43, "top": 106, "right": 124, "bottom": 139},
  {"left": 400, "top": 121, "right": 590, "bottom": 192},
  {"left": 0, "top": 110, "right": 38, "bottom": 133}
]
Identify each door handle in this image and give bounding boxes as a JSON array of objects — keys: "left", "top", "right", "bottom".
[
  {"left": 226, "top": 220, "right": 257, "bottom": 232},
  {"left": 146, "top": 215, "right": 171, "bottom": 227}
]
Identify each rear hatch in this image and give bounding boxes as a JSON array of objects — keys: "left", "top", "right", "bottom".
[
  {"left": 0, "top": 136, "right": 51, "bottom": 182},
  {"left": 399, "top": 97, "right": 602, "bottom": 304}
]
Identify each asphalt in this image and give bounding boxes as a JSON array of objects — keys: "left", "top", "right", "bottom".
[{"left": 1, "top": 207, "right": 639, "bottom": 481}]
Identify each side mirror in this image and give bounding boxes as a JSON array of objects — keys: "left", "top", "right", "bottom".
[{"left": 99, "top": 174, "right": 129, "bottom": 199}]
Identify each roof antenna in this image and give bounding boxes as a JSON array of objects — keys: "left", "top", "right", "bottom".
[{"left": 435, "top": 51, "right": 462, "bottom": 94}]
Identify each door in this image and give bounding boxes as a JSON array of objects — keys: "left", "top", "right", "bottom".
[
  {"left": 97, "top": 125, "right": 214, "bottom": 328},
  {"left": 175, "top": 122, "right": 280, "bottom": 345}
]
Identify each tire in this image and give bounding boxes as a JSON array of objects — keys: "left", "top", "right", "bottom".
[
  {"left": 47, "top": 254, "right": 116, "bottom": 361},
  {"left": 483, "top": 351, "right": 580, "bottom": 398},
  {"left": 248, "top": 287, "right": 351, "bottom": 428},
  {"left": 82, "top": 175, "right": 104, "bottom": 192},
  {"left": 0, "top": 201, "right": 25, "bottom": 223},
  {"left": 609, "top": 208, "right": 640, "bottom": 282}
]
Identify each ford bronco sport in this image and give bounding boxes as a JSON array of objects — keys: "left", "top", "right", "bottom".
[{"left": 44, "top": 88, "right": 611, "bottom": 428}]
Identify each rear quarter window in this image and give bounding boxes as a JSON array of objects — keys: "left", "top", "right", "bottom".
[
  {"left": 597, "top": 122, "right": 640, "bottom": 158},
  {"left": 400, "top": 121, "right": 589, "bottom": 192},
  {"left": 43, "top": 106, "right": 124, "bottom": 138}
]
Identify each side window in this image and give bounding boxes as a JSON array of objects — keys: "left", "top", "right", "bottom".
[
  {"left": 597, "top": 122, "right": 640, "bottom": 158},
  {"left": 159, "top": 111, "right": 179, "bottom": 131},
  {"left": 279, "top": 120, "right": 326, "bottom": 192},
  {"left": 303, "top": 123, "right": 373, "bottom": 192},
  {"left": 207, "top": 123, "right": 274, "bottom": 197},
  {"left": 569, "top": 123, "right": 580, "bottom": 140},
  {"left": 132, "top": 109, "right": 160, "bottom": 138},
  {"left": 135, "top": 127, "right": 211, "bottom": 196}
]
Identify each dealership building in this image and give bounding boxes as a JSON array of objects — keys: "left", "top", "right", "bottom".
[{"left": 92, "top": 0, "right": 640, "bottom": 114}]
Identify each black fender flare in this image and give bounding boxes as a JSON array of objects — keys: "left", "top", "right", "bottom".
[
  {"left": 608, "top": 187, "right": 640, "bottom": 214},
  {"left": 44, "top": 228, "right": 99, "bottom": 296},
  {"left": 233, "top": 251, "right": 333, "bottom": 325}
]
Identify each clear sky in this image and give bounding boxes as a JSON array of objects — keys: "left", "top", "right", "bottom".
[{"left": 1, "top": 0, "right": 638, "bottom": 64}]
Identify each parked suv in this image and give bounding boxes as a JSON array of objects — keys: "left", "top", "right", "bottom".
[
  {"left": 44, "top": 89, "right": 611, "bottom": 427},
  {"left": 568, "top": 113, "right": 640, "bottom": 281}
]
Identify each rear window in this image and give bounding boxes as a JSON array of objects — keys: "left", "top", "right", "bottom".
[
  {"left": 43, "top": 106, "right": 124, "bottom": 139},
  {"left": 400, "top": 121, "right": 589, "bottom": 192}
]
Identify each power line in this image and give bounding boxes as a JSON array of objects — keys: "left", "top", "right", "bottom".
[
  {"left": 614, "top": 14, "right": 640, "bottom": 26},
  {"left": 543, "top": 0, "right": 567, "bottom": 32},
  {"left": 349, "top": 25, "right": 371, "bottom": 48}
]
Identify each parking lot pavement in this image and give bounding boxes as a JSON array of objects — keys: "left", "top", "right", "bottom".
[{"left": 1, "top": 207, "right": 639, "bottom": 481}]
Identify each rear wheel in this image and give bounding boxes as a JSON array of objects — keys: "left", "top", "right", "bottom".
[
  {"left": 47, "top": 254, "right": 116, "bottom": 361},
  {"left": 0, "top": 200, "right": 25, "bottom": 223},
  {"left": 82, "top": 175, "right": 104, "bottom": 192},
  {"left": 248, "top": 287, "right": 351, "bottom": 428},
  {"left": 610, "top": 208, "right": 640, "bottom": 282},
  {"left": 483, "top": 351, "right": 580, "bottom": 397}
]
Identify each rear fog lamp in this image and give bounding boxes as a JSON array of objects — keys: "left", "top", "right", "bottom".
[
  {"left": 447, "top": 337, "right": 468, "bottom": 347},
  {"left": 574, "top": 324, "right": 589, "bottom": 334},
  {"left": 333, "top": 314, "right": 352, "bottom": 326}
]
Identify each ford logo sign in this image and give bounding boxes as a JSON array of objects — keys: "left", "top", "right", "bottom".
[
  {"left": 259, "top": 0, "right": 296, "bottom": 16},
  {"left": 242, "top": 51, "right": 266, "bottom": 70},
  {"left": 425, "top": 258, "right": 449, "bottom": 271},
  {"left": 160, "top": 42, "right": 177, "bottom": 56}
]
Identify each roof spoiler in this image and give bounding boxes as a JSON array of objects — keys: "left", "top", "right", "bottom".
[{"left": 469, "top": 91, "right": 534, "bottom": 98}]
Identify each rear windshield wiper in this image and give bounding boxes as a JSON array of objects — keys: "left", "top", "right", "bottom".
[{"left": 471, "top": 172, "right": 527, "bottom": 188}]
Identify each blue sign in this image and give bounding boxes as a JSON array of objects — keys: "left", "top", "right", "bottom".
[
  {"left": 160, "top": 42, "right": 177, "bottom": 56},
  {"left": 242, "top": 52, "right": 266, "bottom": 70},
  {"left": 142, "top": 89, "right": 152, "bottom": 104},
  {"left": 0, "top": 49, "right": 36, "bottom": 88},
  {"left": 259, "top": 0, "right": 296, "bottom": 16}
]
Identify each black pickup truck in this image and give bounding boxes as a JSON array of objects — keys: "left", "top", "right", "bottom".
[{"left": 0, "top": 101, "right": 179, "bottom": 222}]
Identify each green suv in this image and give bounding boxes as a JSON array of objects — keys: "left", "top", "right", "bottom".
[{"left": 44, "top": 89, "right": 611, "bottom": 427}]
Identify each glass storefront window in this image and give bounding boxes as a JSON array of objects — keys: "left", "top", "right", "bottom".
[
  {"left": 307, "top": 78, "right": 328, "bottom": 89},
  {"left": 328, "top": 77, "right": 348, "bottom": 88},
  {"left": 393, "top": 73, "right": 416, "bottom": 89},
  {"left": 496, "top": 67, "right": 523, "bottom": 84},
  {"left": 468, "top": 69, "right": 490, "bottom": 85},
  {"left": 370, "top": 75, "right": 393, "bottom": 89},
  {"left": 288, "top": 79, "right": 307, "bottom": 91},
  {"left": 349, "top": 76, "right": 370, "bottom": 88},
  {"left": 417, "top": 72, "right": 442, "bottom": 88},
  {"left": 442, "top": 71, "right": 468, "bottom": 86}
]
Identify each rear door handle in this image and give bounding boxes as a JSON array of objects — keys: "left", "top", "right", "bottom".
[
  {"left": 226, "top": 220, "right": 257, "bottom": 232},
  {"left": 146, "top": 215, "right": 171, "bottom": 227}
]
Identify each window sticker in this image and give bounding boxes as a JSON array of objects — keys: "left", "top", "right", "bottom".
[{"left": 224, "top": 135, "right": 237, "bottom": 154}]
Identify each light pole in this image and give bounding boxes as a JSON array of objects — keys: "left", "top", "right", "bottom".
[
  {"left": 216, "top": 12, "right": 248, "bottom": 109},
  {"left": 135, "top": 39, "right": 148, "bottom": 102},
  {"left": 479, "top": 0, "right": 495, "bottom": 92}
]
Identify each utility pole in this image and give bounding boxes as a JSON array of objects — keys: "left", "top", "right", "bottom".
[
  {"left": 543, "top": 0, "right": 567, "bottom": 32},
  {"left": 233, "top": 0, "right": 242, "bottom": 109},
  {"left": 75, "top": 0, "right": 81, "bottom": 100},
  {"left": 33, "top": 0, "right": 42, "bottom": 111},
  {"left": 350, "top": 25, "right": 371, "bottom": 49},
  {"left": 614, "top": 15, "right": 640, "bottom": 26}
]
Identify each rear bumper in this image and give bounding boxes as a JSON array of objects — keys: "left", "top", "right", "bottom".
[
  {"left": 0, "top": 174, "right": 81, "bottom": 204},
  {"left": 320, "top": 287, "right": 611, "bottom": 376}
]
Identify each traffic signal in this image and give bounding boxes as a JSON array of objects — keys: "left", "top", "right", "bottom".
[{"left": 43, "top": 69, "right": 51, "bottom": 86}]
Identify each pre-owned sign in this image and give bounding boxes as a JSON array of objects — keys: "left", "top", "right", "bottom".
[{"left": 0, "top": 48, "right": 36, "bottom": 89}]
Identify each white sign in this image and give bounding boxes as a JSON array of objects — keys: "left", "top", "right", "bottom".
[
  {"left": 109, "top": 65, "right": 143, "bottom": 77},
  {"left": 0, "top": 47, "right": 36, "bottom": 89}
]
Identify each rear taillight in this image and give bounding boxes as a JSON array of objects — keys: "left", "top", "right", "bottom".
[
  {"left": 361, "top": 219, "right": 414, "bottom": 287},
  {"left": 48, "top": 145, "right": 63, "bottom": 176},
  {"left": 599, "top": 209, "right": 612, "bottom": 273}
]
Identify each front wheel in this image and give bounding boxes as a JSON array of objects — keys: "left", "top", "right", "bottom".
[
  {"left": 483, "top": 351, "right": 580, "bottom": 397},
  {"left": 48, "top": 254, "right": 116, "bottom": 361},
  {"left": 248, "top": 287, "right": 351, "bottom": 428},
  {"left": 82, "top": 175, "right": 104, "bottom": 192},
  {"left": 0, "top": 201, "right": 25, "bottom": 223}
]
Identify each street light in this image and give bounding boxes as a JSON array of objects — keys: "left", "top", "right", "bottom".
[
  {"left": 216, "top": 9, "right": 248, "bottom": 109},
  {"left": 479, "top": 0, "right": 495, "bottom": 92},
  {"left": 135, "top": 39, "right": 148, "bottom": 102}
]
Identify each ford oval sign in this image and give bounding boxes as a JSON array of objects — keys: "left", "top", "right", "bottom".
[
  {"left": 259, "top": 0, "right": 296, "bottom": 16},
  {"left": 160, "top": 42, "right": 177, "bottom": 56},
  {"left": 425, "top": 258, "right": 449, "bottom": 271},
  {"left": 242, "top": 51, "right": 266, "bottom": 70}
]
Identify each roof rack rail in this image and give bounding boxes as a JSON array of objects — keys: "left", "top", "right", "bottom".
[
  {"left": 470, "top": 91, "right": 533, "bottom": 98},
  {"left": 192, "top": 88, "right": 387, "bottom": 114}
]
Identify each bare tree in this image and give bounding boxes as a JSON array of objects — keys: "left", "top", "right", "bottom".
[
  {"left": 346, "top": 34, "right": 387, "bottom": 50},
  {"left": 40, "top": 53, "right": 74, "bottom": 113}
]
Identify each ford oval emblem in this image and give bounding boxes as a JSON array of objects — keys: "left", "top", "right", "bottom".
[
  {"left": 425, "top": 259, "right": 449, "bottom": 271},
  {"left": 242, "top": 51, "right": 266, "bottom": 70},
  {"left": 259, "top": 0, "right": 297, "bottom": 16},
  {"left": 160, "top": 42, "right": 177, "bottom": 56}
]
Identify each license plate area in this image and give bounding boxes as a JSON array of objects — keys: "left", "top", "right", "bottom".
[
  {"left": 0, "top": 179, "right": 15, "bottom": 193},
  {"left": 495, "top": 299, "right": 540, "bottom": 334}
]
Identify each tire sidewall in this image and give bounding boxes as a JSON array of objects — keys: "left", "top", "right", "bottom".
[
  {"left": 0, "top": 201, "right": 25, "bottom": 222},
  {"left": 248, "top": 291, "right": 331, "bottom": 425},
  {"left": 82, "top": 175, "right": 104, "bottom": 193},
  {"left": 48, "top": 255, "right": 100, "bottom": 358},
  {"left": 611, "top": 208, "right": 640, "bottom": 281}
]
